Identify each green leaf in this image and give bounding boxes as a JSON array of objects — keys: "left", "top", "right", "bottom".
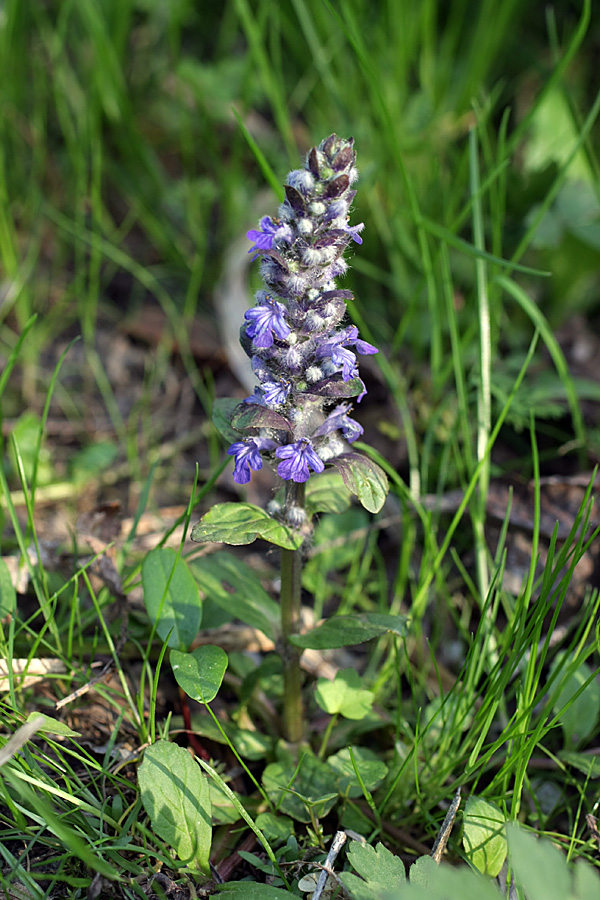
[
  {"left": 25, "top": 712, "right": 81, "bottom": 737},
  {"left": 462, "top": 796, "right": 507, "bottom": 878},
  {"left": 142, "top": 548, "right": 202, "bottom": 650},
  {"left": 330, "top": 452, "right": 388, "bottom": 513},
  {"left": 231, "top": 403, "right": 291, "bottom": 433},
  {"left": 340, "top": 840, "right": 406, "bottom": 900},
  {"left": 138, "top": 740, "right": 211, "bottom": 874},
  {"left": 191, "top": 503, "right": 303, "bottom": 550},
  {"left": 559, "top": 750, "right": 600, "bottom": 778},
  {"left": 216, "top": 885, "right": 291, "bottom": 899},
  {"left": 328, "top": 746, "right": 388, "bottom": 797},
  {"left": 550, "top": 655, "right": 600, "bottom": 748},
  {"left": 290, "top": 613, "right": 407, "bottom": 649},
  {"left": 262, "top": 755, "right": 338, "bottom": 823},
  {"left": 187, "top": 712, "right": 272, "bottom": 761},
  {"left": 315, "top": 669, "right": 375, "bottom": 720},
  {"left": 255, "top": 812, "right": 295, "bottom": 845},
  {"left": 171, "top": 646, "right": 228, "bottom": 703},
  {"left": 408, "top": 855, "right": 438, "bottom": 888},
  {"left": 212, "top": 398, "right": 243, "bottom": 443},
  {"left": 0, "top": 557, "right": 16, "bottom": 617},
  {"left": 506, "top": 823, "right": 571, "bottom": 900},
  {"left": 191, "top": 551, "right": 279, "bottom": 640},
  {"left": 305, "top": 470, "right": 352, "bottom": 514}
]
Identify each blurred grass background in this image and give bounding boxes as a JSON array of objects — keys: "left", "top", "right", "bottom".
[{"left": 0, "top": 0, "right": 599, "bottom": 496}]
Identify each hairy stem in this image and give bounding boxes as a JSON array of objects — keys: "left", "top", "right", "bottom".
[{"left": 280, "top": 481, "right": 305, "bottom": 743}]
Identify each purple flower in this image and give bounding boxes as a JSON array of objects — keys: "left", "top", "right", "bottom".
[
  {"left": 315, "top": 403, "right": 364, "bottom": 443},
  {"left": 342, "top": 221, "right": 365, "bottom": 244},
  {"left": 261, "top": 379, "right": 292, "bottom": 405},
  {"left": 247, "top": 216, "right": 293, "bottom": 257},
  {"left": 316, "top": 325, "right": 378, "bottom": 381},
  {"left": 227, "top": 438, "right": 276, "bottom": 484},
  {"left": 275, "top": 439, "right": 325, "bottom": 482},
  {"left": 245, "top": 295, "right": 291, "bottom": 349}
]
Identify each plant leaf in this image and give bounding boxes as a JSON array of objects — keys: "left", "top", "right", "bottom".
[
  {"left": 305, "top": 470, "right": 352, "bottom": 514},
  {"left": 231, "top": 403, "right": 292, "bottom": 433},
  {"left": 290, "top": 613, "right": 407, "bottom": 649},
  {"left": 142, "top": 548, "right": 202, "bottom": 650},
  {"left": 212, "top": 398, "right": 243, "bottom": 443},
  {"left": 506, "top": 823, "right": 571, "bottom": 900},
  {"left": 462, "top": 796, "right": 507, "bottom": 878},
  {"left": 340, "top": 840, "right": 406, "bottom": 900},
  {"left": 330, "top": 452, "right": 388, "bottom": 513},
  {"left": 191, "top": 503, "right": 303, "bottom": 550},
  {"left": 191, "top": 551, "right": 279, "bottom": 640},
  {"left": 328, "top": 746, "right": 388, "bottom": 796},
  {"left": 550, "top": 655, "right": 600, "bottom": 748},
  {"left": 138, "top": 740, "right": 211, "bottom": 874},
  {"left": 25, "top": 712, "right": 80, "bottom": 737},
  {"left": 171, "top": 646, "right": 228, "bottom": 703},
  {"left": 315, "top": 669, "right": 375, "bottom": 720},
  {"left": 216, "top": 885, "right": 291, "bottom": 898},
  {"left": 262, "top": 756, "right": 338, "bottom": 823},
  {"left": 0, "top": 557, "right": 16, "bottom": 617}
]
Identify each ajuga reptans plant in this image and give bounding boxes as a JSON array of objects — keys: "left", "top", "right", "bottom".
[
  {"left": 228, "top": 133, "right": 378, "bottom": 493},
  {"left": 192, "top": 135, "right": 388, "bottom": 743}
]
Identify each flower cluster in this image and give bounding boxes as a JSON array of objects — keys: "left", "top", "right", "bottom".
[{"left": 228, "top": 134, "right": 377, "bottom": 484}]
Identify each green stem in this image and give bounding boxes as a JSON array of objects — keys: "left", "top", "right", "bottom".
[{"left": 280, "top": 481, "right": 305, "bottom": 743}]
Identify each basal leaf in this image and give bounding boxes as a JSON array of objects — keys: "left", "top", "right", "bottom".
[
  {"left": 138, "top": 740, "right": 211, "bottom": 874},
  {"left": 171, "top": 646, "right": 228, "bottom": 704},
  {"left": 506, "top": 823, "right": 570, "bottom": 900},
  {"left": 328, "top": 746, "right": 388, "bottom": 797},
  {"left": 25, "top": 712, "right": 81, "bottom": 737},
  {"left": 463, "top": 796, "right": 507, "bottom": 878},
  {"left": 262, "top": 756, "right": 338, "bottom": 823},
  {"left": 550, "top": 654, "right": 600, "bottom": 748},
  {"left": 191, "top": 551, "right": 279, "bottom": 640},
  {"left": 142, "top": 548, "right": 202, "bottom": 650},
  {"left": 191, "top": 503, "right": 303, "bottom": 550},
  {"left": 216, "top": 885, "right": 291, "bottom": 898},
  {"left": 289, "top": 613, "right": 407, "bottom": 649},
  {"left": 315, "top": 669, "right": 375, "bottom": 720},
  {"left": 341, "top": 840, "right": 406, "bottom": 900},
  {"left": 330, "top": 452, "right": 388, "bottom": 513}
]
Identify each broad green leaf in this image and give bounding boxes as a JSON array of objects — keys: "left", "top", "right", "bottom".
[
  {"left": 138, "top": 740, "right": 211, "bottom": 874},
  {"left": 315, "top": 669, "right": 375, "bottom": 720},
  {"left": 387, "top": 864, "right": 502, "bottom": 900},
  {"left": 142, "top": 548, "right": 202, "bottom": 650},
  {"left": 305, "top": 470, "right": 352, "bottom": 514},
  {"left": 0, "top": 558, "right": 16, "bottom": 617},
  {"left": 462, "top": 796, "right": 507, "bottom": 878},
  {"left": 330, "top": 452, "right": 388, "bottom": 513},
  {"left": 171, "top": 646, "right": 228, "bottom": 704},
  {"left": 187, "top": 712, "right": 271, "bottom": 761},
  {"left": 507, "top": 824, "right": 570, "bottom": 900},
  {"left": 25, "top": 712, "right": 80, "bottom": 737},
  {"left": 340, "top": 840, "right": 406, "bottom": 900},
  {"left": 191, "top": 551, "right": 279, "bottom": 640},
  {"left": 212, "top": 398, "right": 242, "bottom": 443},
  {"left": 231, "top": 403, "right": 292, "bottom": 432},
  {"left": 573, "top": 858, "right": 600, "bottom": 900},
  {"left": 262, "top": 755, "right": 338, "bottom": 823},
  {"left": 216, "top": 885, "right": 291, "bottom": 898},
  {"left": 191, "top": 503, "right": 303, "bottom": 550},
  {"left": 255, "top": 812, "right": 294, "bottom": 845},
  {"left": 290, "top": 613, "right": 407, "bottom": 649},
  {"left": 408, "top": 855, "right": 437, "bottom": 888},
  {"left": 550, "top": 655, "right": 600, "bottom": 748},
  {"left": 209, "top": 779, "right": 241, "bottom": 825},
  {"left": 328, "top": 746, "right": 387, "bottom": 797},
  {"left": 560, "top": 750, "right": 600, "bottom": 778}
]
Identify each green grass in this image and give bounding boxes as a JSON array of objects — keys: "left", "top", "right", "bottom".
[{"left": 1, "top": 0, "right": 600, "bottom": 896}]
